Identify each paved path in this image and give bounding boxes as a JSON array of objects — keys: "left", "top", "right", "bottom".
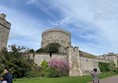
[
  {"left": 89, "top": 75, "right": 118, "bottom": 83},
  {"left": 100, "top": 75, "right": 118, "bottom": 83}
]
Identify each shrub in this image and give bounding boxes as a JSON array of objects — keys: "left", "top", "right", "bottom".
[
  {"left": 99, "top": 62, "right": 118, "bottom": 73},
  {"left": 40, "top": 59, "right": 69, "bottom": 78},
  {"left": 99, "top": 62, "right": 110, "bottom": 72},
  {"left": 40, "top": 60, "right": 49, "bottom": 77},
  {"left": 46, "top": 67, "right": 58, "bottom": 77},
  {"left": 25, "top": 66, "right": 42, "bottom": 78},
  {"left": 48, "top": 59, "right": 69, "bottom": 77},
  {"left": 41, "top": 60, "right": 48, "bottom": 69}
]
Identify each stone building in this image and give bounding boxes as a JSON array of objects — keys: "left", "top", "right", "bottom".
[
  {"left": 96, "top": 53, "right": 118, "bottom": 67},
  {"left": 41, "top": 28, "right": 71, "bottom": 53},
  {"left": 0, "top": 13, "right": 11, "bottom": 50},
  {"left": 33, "top": 28, "right": 118, "bottom": 76}
]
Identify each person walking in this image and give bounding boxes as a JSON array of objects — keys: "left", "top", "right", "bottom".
[{"left": 91, "top": 68, "right": 100, "bottom": 83}]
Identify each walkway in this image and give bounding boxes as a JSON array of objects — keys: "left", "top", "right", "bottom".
[
  {"left": 100, "top": 75, "right": 118, "bottom": 83},
  {"left": 89, "top": 75, "right": 118, "bottom": 83}
]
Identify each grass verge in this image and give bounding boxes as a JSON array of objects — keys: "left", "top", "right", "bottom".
[{"left": 13, "top": 72, "right": 117, "bottom": 83}]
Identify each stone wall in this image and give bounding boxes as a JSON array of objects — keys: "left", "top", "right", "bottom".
[
  {"left": 32, "top": 47, "right": 111, "bottom": 76},
  {"left": 0, "top": 13, "right": 11, "bottom": 50},
  {"left": 80, "top": 57, "right": 109, "bottom": 75},
  {"left": 104, "top": 56, "right": 118, "bottom": 67},
  {"left": 97, "top": 55, "right": 118, "bottom": 67},
  {"left": 67, "top": 46, "right": 82, "bottom": 76},
  {"left": 32, "top": 28, "right": 116, "bottom": 76},
  {"left": 32, "top": 49, "right": 113, "bottom": 76},
  {"left": 34, "top": 53, "right": 67, "bottom": 65}
]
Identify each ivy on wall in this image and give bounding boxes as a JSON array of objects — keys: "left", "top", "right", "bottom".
[{"left": 99, "top": 62, "right": 118, "bottom": 73}]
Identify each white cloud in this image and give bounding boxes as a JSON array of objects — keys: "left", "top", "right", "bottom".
[
  {"left": 1, "top": 0, "right": 118, "bottom": 54},
  {"left": 46, "top": 0, "right": 118, "bottom": 54},
  {"left": 0, "top": 6, "right": 46, "bottom": 50}
]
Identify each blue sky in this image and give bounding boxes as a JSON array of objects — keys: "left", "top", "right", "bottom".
[{"left": 0, "top": 0, "right": 118, "bottom": 55}]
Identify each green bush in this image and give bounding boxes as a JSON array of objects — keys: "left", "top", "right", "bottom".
[
  {"left": 0, "top": 45, "right": 37, "bottom": 78},
  {"left": 40, "top": 60, "right": 49, "bottom": 77},
  {"left": 40, "top": 60, "right": 59, "bottom": 77},
  {"left": 46, "top": 67, "right": 58, "bottom": 77},
  {"left": 99, "top": 62, "right": 110, "bottom": 72},
  {"left": 99, "top": 62, "right": 118, "bottom": 73},
  {"left": 25, "top": 66, "right": 42, "bottom": 78}
]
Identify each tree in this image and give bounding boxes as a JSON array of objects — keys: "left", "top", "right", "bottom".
[
  {"left": 35, "top": 48, "right": 45, "bottom": 53},
  {"left": 0, "top": 45, "right": 35, "bottom": 78},
  {"left": 0, "top": 47, "right": 9, "bottom": 73},
  {"left": 28, "top": 49, "right": 35, "bottom": 58},
  {"left": 45, "top": 43, "right": 60, "bottom": 58},
  {"left": 28, "top": 49, "right": 35, "bottom": 53}
]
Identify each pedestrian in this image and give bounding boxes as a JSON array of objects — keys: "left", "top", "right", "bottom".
[
  {"left": 1, "top": 69, "right": 13, "bottom": 83},
  {"left": 0, "top": 72, "right": 7, "bottom": 83},
  {"left": 91, "top": 68, "right": 100, "bottom": 83}
]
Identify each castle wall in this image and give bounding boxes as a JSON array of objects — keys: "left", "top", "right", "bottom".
[
  {"left": 34, "top": 53, "right": 50, "bottom": 65},
  {"left": 34, "top": 53, "right": 67, "bottom": 65},
  {"left": 80, "top": 57, "right": 109, "bottom": 75},
  {"left": 33, "top": 47, "right": 111, "bottom": 76},
  {"left": 0, "top": 13, "right": 11, "bottom": 50},
  {"left": 67, "top": 46, "right": 82, "bottom": 76},
  {"left": 97, "top": 55, "right": 118, "bottom": 67},
  {"left": 33, "top": 28, "right": 117, "bottom": 76},
  {"left": 105, "top": 56, "right": 118, "bottom": 67},
  {"left": 33, "top": 48, "right": 111, "bottom": 76}
]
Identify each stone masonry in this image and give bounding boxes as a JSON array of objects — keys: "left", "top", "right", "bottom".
[
  {"left": 41, "top": 28, "right": 71, "bottom": 53},
  {"left": 33, "top": 28, "right": 118, "bottom": 76},
  {"left": 0, "top": 13, "right": 11, "bottom": 50}
]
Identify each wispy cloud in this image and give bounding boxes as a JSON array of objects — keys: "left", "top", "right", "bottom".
[
  {"left": 42, "top": 0, "right": 118, "bottom": 54},
  {"left": 0, "top": 0, "right": 118, "bottom": 54},
  {"left": 0, "top": 6, "right": 48, "bottom": 50}
]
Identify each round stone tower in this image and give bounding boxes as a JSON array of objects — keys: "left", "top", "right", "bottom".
[{"left": 41, "top": 28, "right": 71, "bottom": 53}]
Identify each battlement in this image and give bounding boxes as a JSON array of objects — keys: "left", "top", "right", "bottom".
[
  {"left": 42, "top": 28, "right": 71, "bottom": 36},
  {"left": 0, "top": 13, "right": 6, "bottom": 19},
  {"left": 0, "top": 13, "right": 11, "bottom": 29}
]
